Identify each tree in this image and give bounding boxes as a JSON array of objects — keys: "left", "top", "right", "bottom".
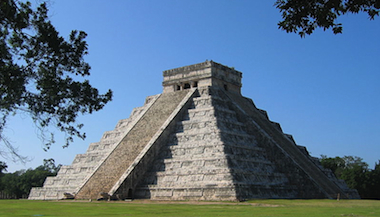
[
  {"left": 0, "top": 170, "right": 24, "bottom": 198},
  {"left": 275, "top": 0, "right": 380, "bottom": 37},
  {"left": 0, "top": 159, "right": 60, "bottom": 198},
  {"left": 321, "top": 155, "right": 369, "bottom": 179},
  {"left": 320, "top": 155, "right": 380, "bottom": 199},
  {"left": 0, "top": 161, "right": 7, "bottom": 174},
  {"left": 0, "top": 161, "right": 7, "bottom": 191},
  {"left": 339, "top": 158, "right": 368, "bottom": 195},
  {"left": 0, "top": 0, "right": 113, "bottom": 160},
  {"left": 41, "top": 158, "right": 61, "bottom": 174},
  {"left": 320, "top": 155, "right": 345, "bottom": 176}
]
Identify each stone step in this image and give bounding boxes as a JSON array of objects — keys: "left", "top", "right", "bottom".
[
  {"left": 186, "top": 107, "right": 238, "bottom": 122},
  {"left": 145, "top": 177, "right": 289, "bottom": 188},
  {"left": 135, "top": 183, "right": 298, "bottom": 200},
  {"left": 56, "top": 167, "right": 94, "bottom": 176},
  {"left": 70, "top": 153, "right": 105, "bottom": 166},
  {"left": 99, "top": 131, "right": 124, "bottom": 142},
  {"left": 173, "top": 131, "right": 256, "bottom": 145},
  {"left": 192, "top": 95, "right": 229, "bottom": 109},
  {"left": 147, "top": 167, "right": 231, "bottom": 176},
  {"left": 29, "top": 188, "right": 72, "bottom": 200},
  {"left": 223, "top": 143, "right": 265, "bottom": 154},
  {"left": 43, "top": 177, "right": 84, "bottom": 187},
  {"left": 86, "top": 142, "right": 116, "bottom": 153},
  {"left": 159, "top": 146, "right": 267, "bottom": 161},
  {"left": 165, "top": 140, "right": 263, "bottom": 151},
  {"left": 134, "top": 186, "right": 237, "bottom": 201},
  {"left": 176, "top": 119, "right": 246, "bottom": 134},
  {"left": 151, "top": 173, "right": 235, "bottom": 186},
  {"left": 158, "top": 156, "right": 273, "bottom": 169}
]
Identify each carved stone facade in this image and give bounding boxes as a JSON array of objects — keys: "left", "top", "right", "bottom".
[
  {"left": 29, "top": 61, "right": 359, "bottom": 200},
  {"left": 162, "top": 61, "right": 242, "bottom": 94}
]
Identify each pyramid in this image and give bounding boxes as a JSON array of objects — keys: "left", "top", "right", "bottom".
[{"left": 29, "top": 61, "right": 359, "bottom": 201}]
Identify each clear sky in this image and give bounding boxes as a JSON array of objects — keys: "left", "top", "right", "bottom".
[{"left": 3, "top": 0, "right": 380, "bottom": 172}]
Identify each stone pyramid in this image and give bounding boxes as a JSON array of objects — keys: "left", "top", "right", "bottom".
[{"left": 29, "top": 61, "right": 359, "bottom": 201}]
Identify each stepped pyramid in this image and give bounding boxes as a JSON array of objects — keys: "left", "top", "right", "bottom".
[{"left": 29, "top": 61, "right": 359, "bottom": 201}]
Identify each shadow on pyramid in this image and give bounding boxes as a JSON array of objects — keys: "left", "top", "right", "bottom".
[{"left": 29, "top": 61, "right": 360, "bottom": 201}]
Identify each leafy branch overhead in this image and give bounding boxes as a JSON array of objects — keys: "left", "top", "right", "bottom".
[
  {"left": 275, "top": 0, "right": 380, "bottom": 37},
  {"left": 0, "top": 0, "right": 113, "bottom": 154}
]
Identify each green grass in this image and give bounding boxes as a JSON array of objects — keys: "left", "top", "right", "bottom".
[{"left": 0, "top": 199, "right": 378, "bottom": 217}]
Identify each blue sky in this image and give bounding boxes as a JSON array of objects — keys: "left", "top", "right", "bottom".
[{"left": 3, "top": 0, "right": 380, "bottom": 172}]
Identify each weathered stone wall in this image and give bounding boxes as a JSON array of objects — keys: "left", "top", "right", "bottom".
[
  {"left": 134, "top": 87, "right": 296, "bottom": 200},
  {"left": 133, "top": 85, "right": 358, "bottom": 201},
  {"left": 75, "top": 90, "right": 191, "bottom": 199},
  {"left": 224, "top": 90, "right": 356, "bottom": 199},
  {"left": 162, "top": 61, "right": 242, "bottom": 94},
  {"left": 135, "top": 87, "right": 238, "bottom": 200},
  {"left": 110, "top": 89, "right": 197, "bottom": 199},
  {"left": 28, "top": 95, "right": 160, "bottom": 200}
]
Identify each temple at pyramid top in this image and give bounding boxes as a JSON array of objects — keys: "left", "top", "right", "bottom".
[{"left": 162, "top": 60, "right": 242, "bottom": 94}]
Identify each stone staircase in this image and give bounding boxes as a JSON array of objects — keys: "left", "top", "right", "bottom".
[
  {"left": 28, "top": 95, "right": 160, "bottom": 200},
  {"left": 134, "top": 87, "right": 298, "bottom": 200},
  {"left": 75, "top": 89, "right": 193, "bottom": 199}
]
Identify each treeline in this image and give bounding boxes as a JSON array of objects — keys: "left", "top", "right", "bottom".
[
  {"left": 321, "top": 155, "right": 380, "bottom": 199},
  {"left": 1, "top": 156, "right": 379, "bottom": 199},
  {"left": 0, "top": 159, "right": 60, "bottom": 199}
]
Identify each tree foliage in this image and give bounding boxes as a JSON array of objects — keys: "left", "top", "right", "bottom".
[
  {"left": 0, "top": 161, "right": 7, "bottom": 174},
  {"left": 0, "top": 159, "right": 60, "bottom": 198},
  {"left": 321, "top": 155, "right": 380, "bottom": 199},
  {"left": 275, "top": 0, "right": 380, "bottom": 37},
  {"left": 0, "top": 0, "right": 112, "bottom": 159}
]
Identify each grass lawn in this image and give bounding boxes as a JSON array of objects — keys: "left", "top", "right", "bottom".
[{"left": 0, "top": 199, "right": 378, "bottom": 217}]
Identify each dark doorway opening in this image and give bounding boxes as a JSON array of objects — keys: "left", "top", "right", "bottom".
[
  {"left": 184, "top": 83, "right": 191, "bottom": 89},
  {"left": 127, "top": 188, "right": 133, "bottom": 199}
]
